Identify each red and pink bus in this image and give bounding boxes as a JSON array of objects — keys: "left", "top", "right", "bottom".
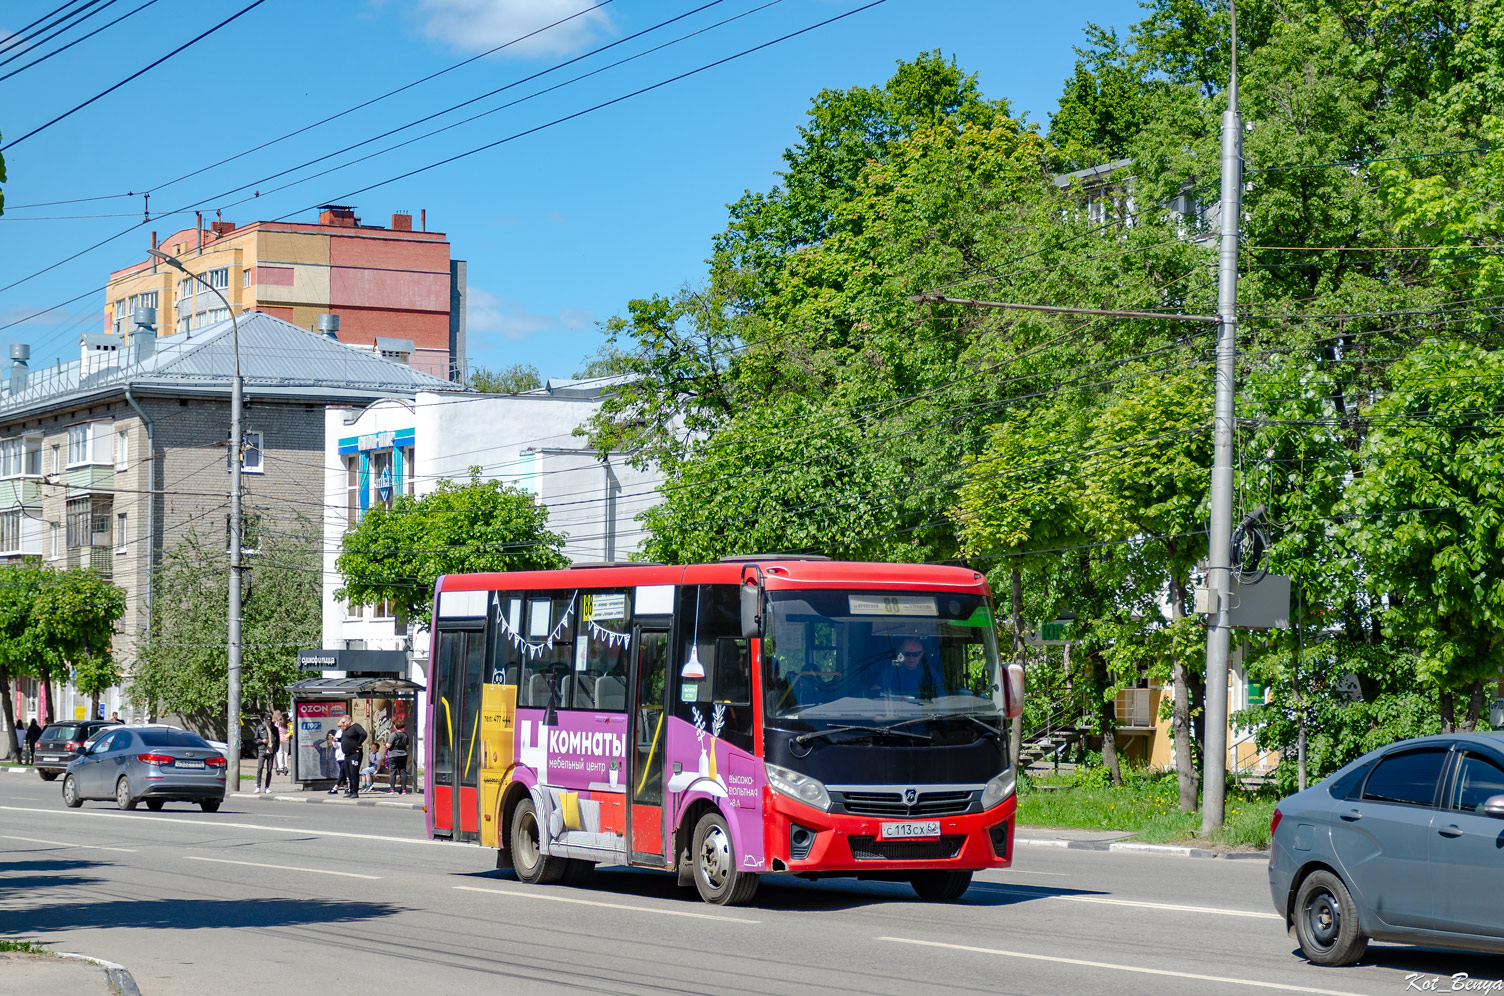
[{"left": 425, "top": 557, "right": 1023, "bottom": 905}]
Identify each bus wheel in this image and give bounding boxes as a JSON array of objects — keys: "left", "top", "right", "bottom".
[
  {"left": 910, "top": 870, "right": 972, "bottom": 901},
  {"left": 691, "top": 811, "right": 759, "bottom": 906},
  {"left": 510, "top": 798, "right": 566, "bottom": 884}
]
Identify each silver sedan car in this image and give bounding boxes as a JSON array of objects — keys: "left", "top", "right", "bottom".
[
  {"left": 1270, "top": 732, "right": 1504, "bottom": 965},
  {"left": 61, "top": 725, "right": 227, "bottom": 812}
]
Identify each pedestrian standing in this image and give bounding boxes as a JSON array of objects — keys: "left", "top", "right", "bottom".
[
  {"left": 339, "top": 716, "right": 367, "bottom": 798},
  {"left": 24, "top": 719, "right": 42, "bottom": 765},
  {"left": 386, "top": 726, "right": 410, "bottom": 794},
  {"left": 253, "top": 712, "right": 278, "bottom": 794},
  {"left": 328, "top": 729, "right": 346, "bottom": 792},
  {"left": 275, "top": 711, "right": 291, "bottom": 775}
]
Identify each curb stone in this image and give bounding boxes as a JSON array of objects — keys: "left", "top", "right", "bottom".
[
  {"left": 55, "top": 951, "right": 142, "bottom": 996},
  {"left": 1014, "top": 836, "right": 1267, "bottom": 860},
  {"left": 248, "top": 792, "right": 423, "bottom": 811}
]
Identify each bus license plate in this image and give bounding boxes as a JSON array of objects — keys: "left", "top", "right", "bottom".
[
  {"left": 174, "top": 759, "right": 205, "bottom": 768},
  {"left": 881, "top": 820, "right": 940, "bottom": 840}
]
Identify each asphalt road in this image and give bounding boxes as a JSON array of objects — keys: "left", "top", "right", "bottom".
[{"left": 1, "top": 774, "right": 1499, "bottom": 995}]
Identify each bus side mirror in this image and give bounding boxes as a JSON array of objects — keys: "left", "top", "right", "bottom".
[
  {"left": 740, "top": 584, "right": 762, "bottom": 639},
  {"left": 1002, "top": 662, "right": 1025, "bottom": 719}
]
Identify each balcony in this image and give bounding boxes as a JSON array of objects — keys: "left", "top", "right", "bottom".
[
  {"left": 66, "top": 545, "right": 113, "bottom": 577},
  {"left": 0, "top": 477, "right": 42, "bottom": 506},
  {"left": 1114, "top": 688, "right": 1155, "bottom": 729}
]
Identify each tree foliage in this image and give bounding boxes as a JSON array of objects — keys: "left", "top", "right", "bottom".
[
  {"left": 133, "top": 521, "right": 319, "bottom": 734},
  {"left": 468, "top": 363, "right": 542, "bottom": 395},
  {"left": 336, "top": 471, "right": 568, "bottom": 626}
]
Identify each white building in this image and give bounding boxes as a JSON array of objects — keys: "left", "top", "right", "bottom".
[{"left": 318, "top": 378, "right": 660, "bottom": 718}]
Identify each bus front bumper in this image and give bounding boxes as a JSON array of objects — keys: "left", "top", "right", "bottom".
[{"left": 765, "top": 791, "right": 1016, "bottom": 874}]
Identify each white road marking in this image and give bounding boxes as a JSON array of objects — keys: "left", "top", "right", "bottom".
[
  {"left": 184, "top": 855, "right": 382, "bottom": 879},
  {"left": 0, "top": 833, "right": 137, "bottom": 853},
  {"left": 973, "top": 884, "right": 1280, "bottom": 919},
  {"left": 455, "top": 885, "right": 760, "bottom": 924},
  {"left": 0, "top": 806, "right": 448, "bottom": 846},
  {"left": 877, "top": 937, "right": 1377, "bottom": 996}
]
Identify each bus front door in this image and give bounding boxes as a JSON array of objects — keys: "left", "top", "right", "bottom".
[
  {"left": 627, "top": 628, "right": 669, "bottom": 865},
  {"left": 433, "top": 624, "right": 488, "bottom": 840}
]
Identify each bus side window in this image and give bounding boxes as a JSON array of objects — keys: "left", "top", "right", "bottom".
[
  {"left": 673, "top": 586, "right": 753, "bottom": 751},
  {"left": 492, "top": 596, "right": 522, "bottom": 687}
]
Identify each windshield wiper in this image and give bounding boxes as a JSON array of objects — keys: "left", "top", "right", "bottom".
[
  {"left": 884, "top": 714, "right": 1005, "bottom": 741},
  {"left": 794, "top": 724, "right": 932, "bottom": 746}
]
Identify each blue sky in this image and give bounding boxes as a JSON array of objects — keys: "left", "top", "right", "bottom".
[{"left": 0, "top": 0, "right": 1134, "bottom": 379}]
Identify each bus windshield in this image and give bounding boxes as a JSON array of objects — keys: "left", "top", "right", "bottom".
[{"left": 763, "top": 589, "right": 1005, "bottom": 727}]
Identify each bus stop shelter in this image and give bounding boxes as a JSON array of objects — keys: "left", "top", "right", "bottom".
[{"left": 284, "top": 674, "right": 424, "bottom": 787}]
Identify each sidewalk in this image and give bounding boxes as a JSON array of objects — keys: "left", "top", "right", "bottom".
[
  {"left": 236, "top": 764, "right": 424, "bottom": 810},
  {"left": 1015, "top": 824, "right": 1270, "bottom": 860},
  {"left": 0, "top": 950, "right": 141, "bottom": 995}
]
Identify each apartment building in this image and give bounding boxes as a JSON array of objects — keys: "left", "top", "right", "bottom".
[
  {"left": 102, "top": 205, "right": 468, "bottom": 380},
  {"left": 0, "top": 312, "right": 460, "bottom": 726}
]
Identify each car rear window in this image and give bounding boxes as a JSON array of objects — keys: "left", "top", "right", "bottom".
[
  {"left": 138, "top": 730, "right": 213, "bottom": 748},
  {"left": 43, "top": 724, "right": 82, "bottom": 740}
]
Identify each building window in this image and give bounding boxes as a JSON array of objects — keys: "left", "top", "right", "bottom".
[
  {"left": 115, "top": 429, "right": 129, "bottom": 470},
  {"left": 401, "top": 445, "right": 415, "bottom": 495},
  {"left": 50, "top": 522, "right": 58, "bottom": 559},
  {"left": 115, "top": 512, "right": 128, "bottom": 553},
  {"left": 345, "top": 455, "right": 359, "bottom": 530},
  {"left": 370, "top": 450, "right": 393, "bottom": 509},
  {"left": 24, "top": 437, "right": 40, "bottom": 476},
  {"left": 204, "top": 267, "right": 229, "bottom": 290},
  {"left": 176, "top": 277, "right": 193, "bottom": 304},
  {"left": 66, "top": 424, "right": 88, "bottom": 466},
  {"left": 243, "top": 268, "right": 252, "bottom": 288},
  {"left": 0, "top": 438, "right": 21, "bottom": 477},
  {"left": 66, "top": 497, "right": 90, "bottom": 547},
  {"left": 229, "top": 430, "right": 264, "bottom": 473},
  {"left": 0, "top": 511, "right": 18, "bottom": 553},
  {"left": 138, "top": 290, "right": 158, "bottom": 310},
  {"left": 50, "top": 443, "right": 60, "bottom": 475}
]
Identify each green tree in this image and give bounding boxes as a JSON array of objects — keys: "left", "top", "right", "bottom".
[
  {"left": 468, "top": 363, "right": 542, "bottom": 394},
  {"left": 336, "top": 471, "right": 568, "bottom": 626},
  {"left": 31, "top": 568, "right": 127, "bottom": 720},
  {"left": 1343, "top": 341, "right": 1504, "bottom": 731},
  {"left": 0, "top": 564, "right": 43, "bottom": 761},
  {"left": 133, "top": 520, "right": 320, "bottom": 734}
]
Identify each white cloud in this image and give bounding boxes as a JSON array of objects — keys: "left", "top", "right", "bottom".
[
  {"left": 415, "top": 0, "right": 614, "bottom": 57},
  {"left": 467, "top": 288, "right": 593, "bottom": 342}
]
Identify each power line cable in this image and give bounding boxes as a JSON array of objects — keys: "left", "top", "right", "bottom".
[
  {"left": 0, "top": 0, "right": 120, "bottom": 70},
  {"left": 0, "top": 0, "right": 273, "bottom": 152},
  {"left": 0, "top": 0, "right": 166, "bottom": 84},
  {"left": 0, "top": 0, "right": 95, "bottom": 56}
]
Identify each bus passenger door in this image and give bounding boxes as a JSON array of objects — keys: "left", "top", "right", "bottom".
[
  {"left": 627, "top": 628, "right": 669, "bottom": 865},
  {"left": 433, "top": 623, "right": 487, "bottom": 840}
]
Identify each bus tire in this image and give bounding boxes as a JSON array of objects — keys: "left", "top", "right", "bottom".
[
  {"left": 910, "top": 870, "right": 972, "bottom": 901},
  {"left": 691, "top": 811, "right": 758, "bottom": 906},
  {"left": 511, "top": 798, "right": 566, "bottom": 884}
]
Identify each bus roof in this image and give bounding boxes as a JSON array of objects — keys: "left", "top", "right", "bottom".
[{"left": 435, "top": 560, "right": 988, "bottom": 595}]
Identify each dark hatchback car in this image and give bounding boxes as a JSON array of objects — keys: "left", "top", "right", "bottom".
[
  {"left": 61, "top": 726, "right": 226, "bottom": 812},
  {"left": 32, "top": 720, "right": 119, "bottom": 780},
  {"left": 1270, "top": 732, "right": 1504, "bottom": 965}
]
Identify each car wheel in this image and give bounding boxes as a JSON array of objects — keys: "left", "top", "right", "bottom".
[
  {"left": 146, "top": 799, "right": 165, "bottom": 811},
  {"left": 115, "top": 777, "right": 137, "bottom": 811},
  {"left": 62, "top": 774, "right": 82, "bottom": 808},
  {"left": 910, "top": 870, "right": 973, "bottom": 902},
  {"left": 510, "top": 798, "right": 566, "bottom": 884},
  {"left": 1294, "top": 869, "right": 1368, "bottom": 966},
  {"left": 200, "top": 799, "right": 221, "bottom": 813},
  {"left": 38, "top": 770, "right": 58, "bottom": 782},
  {"left": 691, "top": 810, "right": 759, "bottom": 905}
]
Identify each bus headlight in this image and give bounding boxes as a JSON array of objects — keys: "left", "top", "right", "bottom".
[
  {"left": 980, "top": 767, "right": 1016, "bottom": 810},
  {"left": 765, "top": 762, "right": 832, "bottom": 812}
]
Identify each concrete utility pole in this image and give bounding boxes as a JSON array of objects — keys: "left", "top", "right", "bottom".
[
  {"left": 147, "top": 248, "right": 244, "bottom": 790},
  {"left": 1200, "top": 0, "right": 1243, "bottom": 836}
]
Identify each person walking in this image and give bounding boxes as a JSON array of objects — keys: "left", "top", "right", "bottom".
[
  {"left": 386, "top": 726, "right": 410, "bottom": 794},
  {"left": 339, "top": 716, "right": 368, "bottom": 799},
  {"left": 253, "top": 712, "right": 278, "bottom": 794},
  {"left": 24, "top": 719, "right": 42, "bottom": 765}
]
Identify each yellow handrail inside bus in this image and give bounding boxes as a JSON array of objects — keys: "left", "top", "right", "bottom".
[
  {"left": 463, "top": 710, "right": 479, "bottom": 778},
  {"left": 636, "top": 710, "right": 664, "bottom": 795}
]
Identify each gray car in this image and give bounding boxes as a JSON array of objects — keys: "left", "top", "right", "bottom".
[
  {"left": 1270, "top": 732, "right": 1504, "bottom": 965},
  {"left": 61, "top": 725, "right": 227, "bottom": 812}
]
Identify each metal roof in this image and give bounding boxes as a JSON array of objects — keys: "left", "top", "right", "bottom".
[{"left": 1, "top": 311, "right": 465, "bottom": 416}]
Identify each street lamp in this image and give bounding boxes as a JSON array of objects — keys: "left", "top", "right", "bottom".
[{"left": 147, "top": 247, "right": 244, "bottom": 791}]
